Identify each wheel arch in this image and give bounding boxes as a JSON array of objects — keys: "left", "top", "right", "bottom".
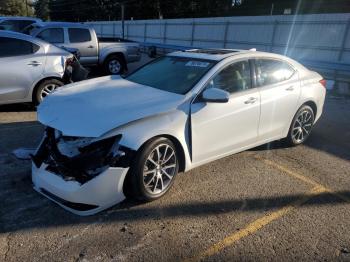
[
  {"left": 303, "top": 100, "right": 317, "bottom": 117},
  {"left": 136, "top": 134, "right": 186, "bottom": 173},
  {"left": 31, "top": 76, "right": 63, "bottom": 102},
  {"left": 283, "top": 100, "right": 318, "bottom": 138},
  {"left": 103, "top": 52, "right": 127, "bottom": 67}
]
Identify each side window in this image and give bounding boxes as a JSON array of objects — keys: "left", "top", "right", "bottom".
[
  {"left": 0, "top": 37, "right": 39, "bottom": 57},
  {"left": 37, "top": 28, "right": 64, "bottom": 44},
  {"left": 68, "top": 28, "right": 91, "bottom": 43},
  {"left": 207, "top": 60, "right": 252, "bottom": 93},
  {"left": 255, "top": 59, "right": 295, "bottom": 86}
]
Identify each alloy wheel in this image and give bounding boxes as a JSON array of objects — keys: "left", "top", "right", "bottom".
[
  {"left": 108, "top": 59, "right": 121, "bottom": 74},
  {"left": 40, "top": 83, "right": 58, "bottom": 101},
  {"left": 143, "top": 143, "right": 177, "bottom": 195},
  {"left": 292, "top": 109, "right": 314, "bottom": 144}
]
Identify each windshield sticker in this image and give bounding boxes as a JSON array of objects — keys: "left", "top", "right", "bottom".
[{"left": 185, "top": 61, "right": 210, "bottom": 68}]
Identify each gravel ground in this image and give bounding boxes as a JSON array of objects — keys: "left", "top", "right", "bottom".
[{"left": 0, "top": 56, "right": 350, "bottom": 262}]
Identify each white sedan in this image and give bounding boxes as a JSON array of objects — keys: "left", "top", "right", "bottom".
[{"left": 32, "top": 49, "right": 326, "bottom": 215}]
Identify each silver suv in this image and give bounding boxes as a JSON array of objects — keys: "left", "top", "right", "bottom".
[{"left": 0, "top": 31, "right": 74, "bottom": 105}]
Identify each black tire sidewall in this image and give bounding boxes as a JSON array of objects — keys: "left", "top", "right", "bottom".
[
  {"left": 287, "top": 105, "right": 315, "bottom": 146},
  {"left": 35, "top": 79, "right": 63, "bottom": 105},
  {"left": 129, "top": 137, "right": 179, "bottom": 201}
]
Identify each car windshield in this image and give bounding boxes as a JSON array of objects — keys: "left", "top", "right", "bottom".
[{"left": 126, "top": 56, "right": 216, "bottom": 94}]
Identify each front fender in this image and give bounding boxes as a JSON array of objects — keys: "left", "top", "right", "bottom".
[{"left": 101, "top": 109, "right": 193, "bottom": 172}]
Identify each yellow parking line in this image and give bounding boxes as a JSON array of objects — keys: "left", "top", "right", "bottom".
[
  {"left": 254, "top": 155, "right": 350, "bottom": 203},
  {"left": 185, "top": 186, "right": 326, "bottom": 262},
  {"left": 253, "top": 155, "right": 323, "bottom": 188},
  {"left": 186, "top": 154, "right": 350, "bottom": 262}
]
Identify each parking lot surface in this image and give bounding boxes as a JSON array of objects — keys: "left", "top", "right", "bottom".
[{"left": 1, "top": 57, "right": 350, "bottom": 262}]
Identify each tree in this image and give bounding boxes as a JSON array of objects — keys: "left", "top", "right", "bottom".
[
  {"left": 0, "top": 0, "right": 34, "bottom": 16},
  {"left": 34, "top": 0, "right": 50, "bottom": 20}
]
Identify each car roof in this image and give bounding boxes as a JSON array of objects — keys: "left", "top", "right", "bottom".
[
  {"left": 0, "top": 30, "right": 29, "bottom": 37},
  {"left": 0, "top": 30, "right": 50, "bottom": 46},
  {"left": 168, "top": 48, "right": 301, "bottom": 65},
  {"left": 35, "top": 21, "right": 91, "bottom": 28},
  {"left": 0, "top": 16, "right": 42, "bottom": 21},
  {"left": 168, "top": 49, "right": 256, "bottom": 61}
]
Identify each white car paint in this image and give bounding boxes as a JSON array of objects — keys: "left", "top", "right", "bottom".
[
  {"left": 32, "top": 49, "right": 326, "bottom": 215},
  {"left": 38, "top": 75, "right": 185, "bottom": 137}
]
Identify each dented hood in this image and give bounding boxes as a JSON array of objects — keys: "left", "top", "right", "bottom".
[{"left": 38, "top": 76, "right": 185, "bottom": 137}]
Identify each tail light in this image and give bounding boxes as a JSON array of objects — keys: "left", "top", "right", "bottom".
[{"left": 319, "top": 79, "right": 326, "bottom": 88}]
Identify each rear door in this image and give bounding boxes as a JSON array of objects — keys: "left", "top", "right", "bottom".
[
  {"left": 255, "top": 58, "right": 301, "bottom": 141},
  {"left": 0, "top": 37, "right": 45, "bottom": 103},
  {"left": 67, "top": 28, "right": 98, "bottom": 65}
]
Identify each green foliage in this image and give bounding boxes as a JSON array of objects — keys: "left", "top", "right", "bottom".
[
  {"left": 0, "top": 0, "right": 34, "bottom": 16},
  {"left": 34, "top": 0, "right": 50, "bottom": 20}
]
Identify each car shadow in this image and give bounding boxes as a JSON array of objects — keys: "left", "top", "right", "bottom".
[
  {"left": 1, "top": 169, "right": 349, "bottom": 234},
  {"left": 0, "top": 103, "right": 36, "bottom": 112}
]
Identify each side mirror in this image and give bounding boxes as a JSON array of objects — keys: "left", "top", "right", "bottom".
[{"left": 201, "top": 88, "right": 229, "bottom": 103}]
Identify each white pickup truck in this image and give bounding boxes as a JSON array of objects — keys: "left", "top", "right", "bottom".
[{"left": 30, "top": 22, "right": 141, "bottom": 75}]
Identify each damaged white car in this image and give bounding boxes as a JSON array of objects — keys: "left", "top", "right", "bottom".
[{"left": 32, "top": 49, "right": 326, "bottom": 215}]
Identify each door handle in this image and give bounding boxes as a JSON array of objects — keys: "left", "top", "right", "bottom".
[
  {"left": 286, "top": 86, "right": 294, "bottom": 91},
  {"left": 244, "top": 97, "right": 258, "bottom": 104},
  {"left": 88, "top": 45, "right": 94, "bottom": 48},
  {"left": 27, "top": 61, "right": 42, "bottom": 66}
]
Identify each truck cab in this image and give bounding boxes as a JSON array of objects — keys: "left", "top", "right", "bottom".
[{"left": 30, "top": 22, "right": 141, "bottom": 74}]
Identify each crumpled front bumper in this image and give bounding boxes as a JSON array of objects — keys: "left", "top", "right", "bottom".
[
  {"left": 31, "top": 128, "right": 133, "bottom": 216},
  {"left": 32, "top": 163, "right": 129, "bottom": 216}
]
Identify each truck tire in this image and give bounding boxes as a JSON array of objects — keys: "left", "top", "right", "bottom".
[{"left": 104, "top": 55, "right": 125, "bottom": 75}]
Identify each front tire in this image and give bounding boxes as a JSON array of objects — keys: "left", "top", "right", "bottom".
[
  {"left": 34, "top": 79, "right": 63, "bottom": 105},
  {"left": 128, "top": 137, "right": 179, "bottom": 201},
  {"left": 284, "top": 105, "right": 315, "bottom": 146}
]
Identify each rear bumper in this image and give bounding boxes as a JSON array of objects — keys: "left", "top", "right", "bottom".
[{"left": 32, "top": 163, "right": 129, "bottom": 216}]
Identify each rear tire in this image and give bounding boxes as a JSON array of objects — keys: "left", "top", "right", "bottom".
[
  {"left": 34, "top": 79, "right": 63, "bottom": 105},
  {"left": 284, "top": 105, "right": 315, "bottom": 146},
  {"left": 127, "top": 137, "right": 179, "bottom": 201},
  {"left": 104, "top": 55, "right": 125, "bottom": 75}
]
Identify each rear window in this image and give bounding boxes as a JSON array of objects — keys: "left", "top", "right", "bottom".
[
  {"left": 126, "top": 56, "right": 216, "bottom": 94},
  {"left": 0, "top": 37, "right": 39, "bottom": 57},
  {"left": 68, "top": 28, "right": 91, "bottom": 43},
  {"left": 255, "top": 59, "right": 295, "bottom": 86},
  {"left": 37, "top": 28, "right": 64, "bottom": 44}
]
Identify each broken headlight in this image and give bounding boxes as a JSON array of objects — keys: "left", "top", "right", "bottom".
[{"left": 34, "top": 127, "right": 127, "bottom": 183}]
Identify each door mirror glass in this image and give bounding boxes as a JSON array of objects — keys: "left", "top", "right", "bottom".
[{"left": 202, "top": 88, "right": 229, "bottom": 103}]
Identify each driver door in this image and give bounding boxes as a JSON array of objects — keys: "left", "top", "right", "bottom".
[{"left": 190, "top": 60, "right": 260, "bottom": 164}]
